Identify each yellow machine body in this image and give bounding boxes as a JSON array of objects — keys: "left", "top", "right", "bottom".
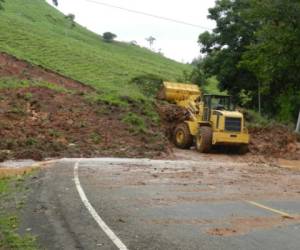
[
  {"left": 160, "top": 81, "right": 250, "bottom": 147},
  {"left": 162, "top": 82, "right": 201, "bottom": 102}
]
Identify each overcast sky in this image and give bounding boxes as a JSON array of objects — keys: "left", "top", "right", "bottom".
[{"left": 46, "top": 0, "right": 216, "bottom": 63}]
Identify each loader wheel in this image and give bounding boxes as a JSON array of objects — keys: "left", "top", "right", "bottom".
[
  {"left": 238, "top": 144, "right": 249, "bottom": 155},
  {"left": 196, "top": 126, "right": 212, "bottom": 153},
  {"left": 173, "top": 123, "right": 193, "bottom": 149}
]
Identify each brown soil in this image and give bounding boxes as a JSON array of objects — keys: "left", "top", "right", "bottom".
[
  {"left": 249, "top": 125, "right": 300, "bottom": 160},
  {"left": 0, "top": 52, "right": 92, "bottom": 92},
  {"left": 0, "top": 87, "right": 167, "bottom": 161},
  {"left": 155, "top": 101, "right": 190, "bottom": 140},
  {"left": 207, "top": 215, "right": 300, "bottom": 237}
]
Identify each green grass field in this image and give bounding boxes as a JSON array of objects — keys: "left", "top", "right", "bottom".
[{"left": 0, "top": 0, "right": 191, "bottom": 104}]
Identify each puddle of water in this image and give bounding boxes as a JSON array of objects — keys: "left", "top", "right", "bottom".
[{"left": 0, "top": 159, "right": 37, "bottom": 169}]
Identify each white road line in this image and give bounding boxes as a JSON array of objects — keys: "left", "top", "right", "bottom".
[{"left": 73, "top": 162, "right": 128, "bottom": 250}]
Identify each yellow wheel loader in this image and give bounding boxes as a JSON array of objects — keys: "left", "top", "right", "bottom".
[{"left": 159, "top": 81, "right": 249, "bottom": 153}]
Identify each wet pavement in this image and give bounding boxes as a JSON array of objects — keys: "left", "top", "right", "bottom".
[{"left": 22, "top": 155, "right": 300, "bottom": 250}]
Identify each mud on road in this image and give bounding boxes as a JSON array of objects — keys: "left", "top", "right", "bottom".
[{"left": 20, "top": 151, "right": 300, "bottom": 250}]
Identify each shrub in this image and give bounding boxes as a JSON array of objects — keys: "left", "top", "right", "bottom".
[
  {"left": 65, "top": 14, "right": 75, "bottom": 28},
  {"left": 122, "top": 112, "right": 146, "bottom": 133},
  {"left": 102, "top": 32, "right": 117, "bottom": 43},
  {"left": 243, "top": 109, "right": 269, "bottom": 127},
  {"left": 131, "top": 74, "right": 163, "bottom": 97}
]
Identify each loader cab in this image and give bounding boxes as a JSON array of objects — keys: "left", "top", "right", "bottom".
[{"left": 203, "top": 94, "right": 234, "bottom": 121}]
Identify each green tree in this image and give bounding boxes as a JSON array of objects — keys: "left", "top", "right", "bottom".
[
  {"left": 198, "top": 0, "right": 259, "bottom": 105},
  {"left": 102, "top": 32, "right": 117, "bottom": 42},
  {"left": 145, "top": 36, "right": 156, "bottom": 49},
  {"left": 240, "top": 0, "right": 300, "bottom": 121},
  {"left": 188, "top": 56, "right": 206, "bottom": 86},
  {"left": 197, "top": 0, "right": 300, "bottom": 122}
]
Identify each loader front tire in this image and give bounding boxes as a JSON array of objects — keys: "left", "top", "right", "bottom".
[
  {"left": 196, "top": 126, "right": 212, "bottom": 153},
  {"left": 238, "top": 144, "right": 249, "bottom": 155},
  {"left": 173, "top": 123, "right": 193, "bottom": 149}
]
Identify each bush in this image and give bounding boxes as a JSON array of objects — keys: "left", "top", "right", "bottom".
[
  {"left": 102, "top": 32, "right": 117, "bottom": 43},
  {"left": 122, "top": 112, "right": 146, "bottom": 133},
  {"left": 65, "top": 14, "right": 75, "bottom": 28},
  {"left": 243, "top": 109, "right": 269, "bottom": 127},
  {"left": 131, "top": 74, "right": 163, "bottom": 97}
]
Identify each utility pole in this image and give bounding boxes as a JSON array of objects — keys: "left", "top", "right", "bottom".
[
  {"left": 296, "top": 111, "right": 300, "bottom": 133},
  {"left": 258, "top": 82, "right": 261, "bottom": 115}
]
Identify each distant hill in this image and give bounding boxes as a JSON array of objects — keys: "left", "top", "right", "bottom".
[{"left": 0, "top": 0, "right": 191, "bottom": 104}]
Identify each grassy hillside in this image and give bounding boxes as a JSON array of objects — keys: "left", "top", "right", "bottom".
[
  {"left": 0, "top": 0, "right": 191, "bottom": 104},
  {"left": 0, "top": 0, "right": 188, "bottom": 160}
]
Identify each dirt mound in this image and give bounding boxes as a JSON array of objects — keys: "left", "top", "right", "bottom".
[
  {"left": 156, "top": 102, "right": 189, "bottom": 139},
  {"left": 0, "top": 87, "right": 167, "bottom": 161},
  {"left": 0, "top": 52, "right": 92, "bottom": 92},
  {"left": 156, "top": 102, "right": 189, "bottom": 123},
  {"left": 249, "top": 125, "right": 300, "bottom": 160}
]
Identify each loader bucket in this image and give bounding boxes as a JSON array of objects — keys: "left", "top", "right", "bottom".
[{"left": 158, "top": 81, "right": 201, "bottom": 102}]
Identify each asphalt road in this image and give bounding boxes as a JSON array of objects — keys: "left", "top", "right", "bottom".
[{"left": 22, "top": 156, "right": 300, "bottom": 250}]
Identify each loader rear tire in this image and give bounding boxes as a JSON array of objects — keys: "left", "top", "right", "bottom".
[
  {"left": 173, "top": 123, "right": 193, "bottom": 149},
  {"left": 196, "top": 126, "right": 212, "bottom": 153}
]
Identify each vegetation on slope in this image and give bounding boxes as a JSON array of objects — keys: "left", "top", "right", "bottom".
[{"left": 0, "top": 0, "right": 191, "bottom": 105}]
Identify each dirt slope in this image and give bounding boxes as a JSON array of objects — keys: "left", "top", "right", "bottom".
[
  {"left": 0, "top": 52, "right": 91, "bottom": 92},
  {"left": 0, "top": 52, "right": 169, "bottom": 162},
  {"left": 0, "top": 87, "right": 167, "bottom": 161}
]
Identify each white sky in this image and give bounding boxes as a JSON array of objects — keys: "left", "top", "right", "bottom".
[{"left": 46, "top": 0, "right": 216, "bottom": 63}]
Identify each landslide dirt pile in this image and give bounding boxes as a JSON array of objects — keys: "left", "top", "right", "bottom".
[
  {"left": 156, "top": 102, "right": 189, "bottom": 139},
  {"left": 249, "top": 125, "right": 300, "bottom": 160},
  {"left": 0, "top": 87, "right": 167, "bottom": 162}
]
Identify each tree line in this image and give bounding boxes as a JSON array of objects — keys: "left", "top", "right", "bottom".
[{"left": 192, "top": 0, "right": 300, "bottom": 123}]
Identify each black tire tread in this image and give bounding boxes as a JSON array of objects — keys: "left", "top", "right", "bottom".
[
  {"left": 173, "top": 123, "right": 193, "bottom": 149},
  {"left": 196, "top": 126, "right": 212, "bottom": 153}
]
